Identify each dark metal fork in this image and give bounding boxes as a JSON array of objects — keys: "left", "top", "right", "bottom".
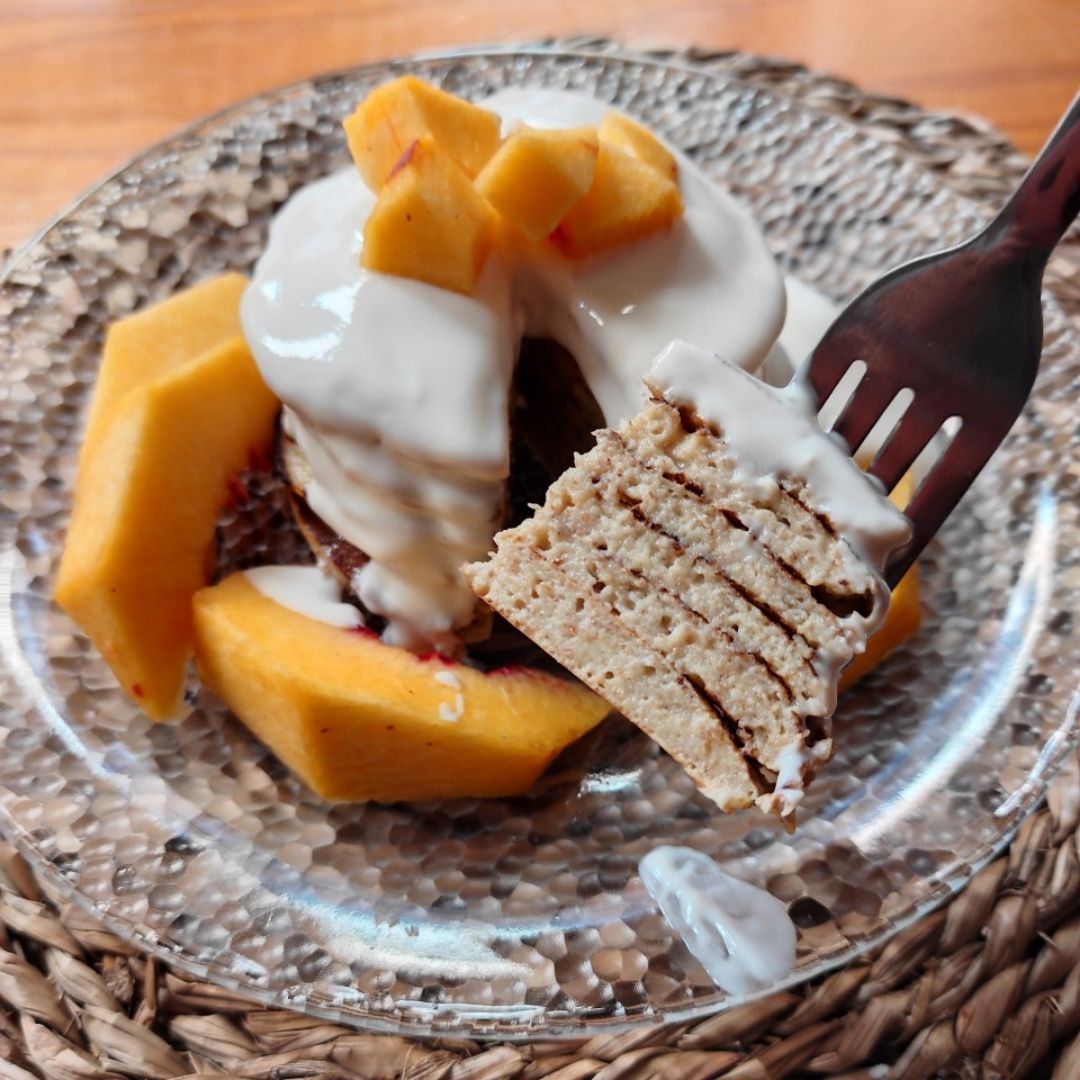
[{"left": 802, "top": 91, "right": 1080, "bottom": 587}]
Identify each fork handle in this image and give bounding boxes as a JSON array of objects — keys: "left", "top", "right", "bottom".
[{"left": 993, "top": 89, "right": 1080, "bottom": 259}]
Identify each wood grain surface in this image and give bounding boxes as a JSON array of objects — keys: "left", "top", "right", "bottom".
[{"left": 1, "top": 0, "right": 1078, "bottom": 251}]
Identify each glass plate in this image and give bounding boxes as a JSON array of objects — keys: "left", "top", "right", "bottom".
[{"left": 1, "top": 43, "right": 1079, "bottom": 1040}]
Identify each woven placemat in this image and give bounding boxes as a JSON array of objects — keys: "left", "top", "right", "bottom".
[{"left": 2, "top": 46, "right": 1080, "bottom": 1080}]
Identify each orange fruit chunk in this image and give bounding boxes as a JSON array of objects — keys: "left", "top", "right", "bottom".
[
  {"left": 598, "top": 111, "right": 679, "bottom": 180},
  {"left": 80, "top": 273, "right": 247, "bottom": 464},
  {"left": 344, "top": 75, "right": 501, "bottom": 192},
  {"left": 193, "top": 572, "right": 610, "bottom": 802},
  {"left": 475, "top": 125, "right": 599, "bottom": 243},
  {"left": 55, "top": 335, "right": 279, "bottom": 718}
]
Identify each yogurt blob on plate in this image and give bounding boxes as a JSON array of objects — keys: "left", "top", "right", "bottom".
[{"left": 639, "top": 845, "right": 797, "bottom": 995}]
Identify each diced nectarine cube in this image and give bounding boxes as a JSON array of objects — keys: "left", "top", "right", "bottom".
[
  {"left": 80, "top": 273, "right": 247, "bottom": 466},
  {"left": 344, "top": 75, "right": 502, "bottom": 192},
  {"left": 475, "top": 126, "right": 599, "bottom": 243},
  {"left": 362, "top": 135, "right": 497, "bottom": 294},
  {"left": 552, "top": 142, "right": 683, "bottom": 260},
  {"left": 55, "top": 337, "right": 279, "bottom": 719},
  {"left": 598, "top": 111, "right": 679, "bottom": 180},
  {"left": 193, "top": 573, "right": 610, "bottom": 802}
]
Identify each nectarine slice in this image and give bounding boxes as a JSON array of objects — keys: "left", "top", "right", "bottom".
[
  {"left": 362, "top": 135, "right": 498, "bottom": 294},
  {"left": 839, "top": 565, "right": 921, "bottom": 691},
  {"left": 344, "top": 75, "right": 502, "bottom": 192},
  {"left": 192, "top": 572, "right": 610, "bottom": 802},
  {"left": 80, "top": 273, "right": 247, "bottom": 464},
  {"left": 840, "top": 473, "right": 921, "bottom": 691},
  {"left": 598, "top": 111, "right": 679, "bottom": 180},
  {"left": 552, "top": 142, "right": 683, "bottom": 260},
  {"left": 475, "top": 126, "right": 599, "bottom": 243},
  {"left": 55, "top": 337, "right": 279, "bottom": 719}
]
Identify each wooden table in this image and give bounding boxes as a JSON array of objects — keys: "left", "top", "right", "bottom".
[{"left": 1, "top": 0, "right": 1078, "bottom": 252}]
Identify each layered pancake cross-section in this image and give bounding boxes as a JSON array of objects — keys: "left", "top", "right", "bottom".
[{"left": 465, "top": 341, "right": 911, "bottom": 818}]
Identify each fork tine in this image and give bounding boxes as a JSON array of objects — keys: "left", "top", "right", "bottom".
[
  {"left": 868, "top": 404, "right": 945, "bottom": 494},
  {"left": 804, "top": 336, "right": 860, "bottom": 405},
  {"left": 829, "top": 374, "right": 901, "bottom": 454},
  {"left": 885, "top": 425, "right": 995, "bottom": 586}
]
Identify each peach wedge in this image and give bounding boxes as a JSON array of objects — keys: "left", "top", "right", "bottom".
[
  {"left": 55, "top": 336, "right": 279, "bottom": 719},
  {"left": 80, "top": 273, "right": 248, "bottom": 464},
  {"left": 840, "top": 472, "right": 922, "bottom": 691},
  {"left": 193, "top": 572, "right": 610, "bottom": 802}
]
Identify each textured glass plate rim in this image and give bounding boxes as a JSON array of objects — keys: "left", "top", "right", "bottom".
[{"left": 0, "top": 40, "right": 1078, "bottom": 1040}]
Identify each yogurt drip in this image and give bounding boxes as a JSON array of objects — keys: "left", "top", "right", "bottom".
[
  {"left": 242, "top": 90, "right": 786, "bottom": 652},
  {"left": 244, "top": 565, "right": 364, "bottom": 629},
  {"left": 639, "top": 845, "right": 796, "bottom": 995},
  {"left": 648, "top": 342, "right": 911, "bottom": 584}
]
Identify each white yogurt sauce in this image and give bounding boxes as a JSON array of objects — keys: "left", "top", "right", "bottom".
[
  {"left": 489, "top": 89, "right": 787, "bottom": 425},
  {"left": 639, "top": 845, "right": 796, "bottom": 995},
  {"left": 244, "top": 565, "right": 364, "bottom": 629},
  {"left": 438, "top": 695, "right": 465, "bottom": 723},
  {"left": 647, "top": 340, "right": 911, "bottom": 694},
  {"left": 242, "top": 89, "right": 787, "bottom": 652},
  {"left": 647, "top": 340, "right": 911, "bottom": 579},
  {"left": 762, "top": 275, "right": 842, "bottom": 387},
  {"left": 243, "top": 171, "right": 514, "bottom": 654}
]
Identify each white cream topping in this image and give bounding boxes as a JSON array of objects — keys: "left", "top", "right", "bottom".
[
  {"left": 647, "top": 340, "right": 911, "bottom": 580},
  {"left": 639, "top": 846, "right": 796, "bottom": 995},
  {"left": 763, "top": 275, "right": 842, "bottom": 387},
  {"left": 244, "top": 565, "right": 364, "bottom": 629},
  {"left": 242, "top": 90, "right": 786, "bottom": 652},
  {"left": 438, "top": 695, "right": 466, "bottom": 723},
  {"left": 771, "top": 740, "right": 831, "bottom": 817},
  {"left": 244, "top": 177, "right": 515, "bottom": 654},
  {"left": 433, "top": 669, "right": 466, "bottom": 722}
]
